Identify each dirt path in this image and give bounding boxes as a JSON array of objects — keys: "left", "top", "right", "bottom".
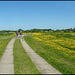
[
  {"left": 21, "top": 38, "right": 62, "bottom": 74},
  {"left": 0, "top": 38, "right": 15, "bottom": 74}
]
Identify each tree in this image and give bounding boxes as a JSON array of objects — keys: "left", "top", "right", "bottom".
[
  {"left": 73, "top": 28, "right": 75, "bottom": 32},
  {"left": 18, "top": 29, "right": 24, "bottom": 32}
]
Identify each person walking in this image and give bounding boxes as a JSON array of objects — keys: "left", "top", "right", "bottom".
[
  {"left": 20, "top": 31, "right": 23, "bottom": 39},
  {"left": 16, "top": 31, "right": 18, "bottom": 36},
  {"left": 20, "top": 31, "right": 22, "bottom": 35}
]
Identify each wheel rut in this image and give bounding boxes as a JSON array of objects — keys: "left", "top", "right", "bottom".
[
  {"left": 0, "top": 38, "right": 15, "bottom": 74},
  {"left": 20, "top": 36, "right": 62, "bottom": 74}
]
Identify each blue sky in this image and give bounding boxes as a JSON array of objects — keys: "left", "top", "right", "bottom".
[{"left": 0, "top": 1, "right": 75, "bottom": 30}]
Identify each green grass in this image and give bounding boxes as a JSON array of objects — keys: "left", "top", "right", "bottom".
[
  {"left": 0, "top": 35, "right": 15, "bottom": 59},
  {"left": 49, "top": 33, "right": 75, "bottom": 40},
  {"left": 24, "top": 34, "right": 75, "bottom": 74},
  {"left": 13, "top": 39, "right": 41, "bottom": 74}
]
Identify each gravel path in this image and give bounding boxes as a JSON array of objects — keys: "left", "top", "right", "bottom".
[
  {"left": 21, "top": 38, "right": 62, "bottom": 74},
  {"left": 0, "top": 38, "right": 15, "bottom": 74}
]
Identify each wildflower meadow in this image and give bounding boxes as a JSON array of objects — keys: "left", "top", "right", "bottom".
[{"left": 24, "top": 32, "right": 75, "bottom": 74}]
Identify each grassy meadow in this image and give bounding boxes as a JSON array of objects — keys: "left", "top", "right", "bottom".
[
  {"left": 0, "top": 33, "right": 15, "bottom": 59},
  {"left": 24, "top": 32, "right": 75, "bottom": 74},
  {"left": 13, "top": 39, "right": 41, "bottom": 74}
]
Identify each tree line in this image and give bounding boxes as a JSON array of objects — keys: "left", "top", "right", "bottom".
[
  {"left": 0, "top": 28, "right": 75, "bottom": 33},
  {"left": 19, "top": 28, "right": 75, "bottom": 33}
]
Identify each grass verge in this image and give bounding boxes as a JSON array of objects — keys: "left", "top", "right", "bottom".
[
  {"left": 13, "top": 39, "right": 41, "bottom": 74},
  {"left": 0, "top": 35, "right": 15, "bottom": 59}
]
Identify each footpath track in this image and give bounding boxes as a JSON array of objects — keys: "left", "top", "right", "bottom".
[
  {"left": 0, "top": 36, "right": 21, "bottom": 74},
  {"left": 0, "top": 38, "right": 15, "bottom": 74},
  {"left": 21, "top": 35, "right": 61, "bottom": 74},
  {"left": 0, "top": 35, "right": 62, "bottom": 74}
]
